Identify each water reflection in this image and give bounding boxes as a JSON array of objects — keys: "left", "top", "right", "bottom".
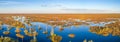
[{"left": 0, "top": 22, "right": 120, "bottom": 42}]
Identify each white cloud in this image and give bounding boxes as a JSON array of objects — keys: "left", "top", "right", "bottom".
[
  {"left": 0, "top": 9, "right": 120, "bottom": 13},
  {"left": 61, "top": 9, "right": 120, "bottom": 13},
  {"left": 0, "top": 1, "right": 23, "bottom": 5},
  {"left": 40, "top": 4, "right": 62, "bottom": 7},
  {"left": 0, "top": 1, "right": 119, "bottom": 13}
]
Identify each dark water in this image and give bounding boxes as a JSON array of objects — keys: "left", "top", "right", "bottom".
[{"left": 0, "top": 22, "right": 120, "bottom": 42}]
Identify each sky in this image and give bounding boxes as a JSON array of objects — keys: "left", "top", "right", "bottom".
[{"left": 0, "top": 0, "right": 120, "bottom": 13}]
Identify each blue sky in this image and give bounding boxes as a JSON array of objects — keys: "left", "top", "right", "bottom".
[{"left": 0, "top": 0, "right": 120, "bottom": 13}]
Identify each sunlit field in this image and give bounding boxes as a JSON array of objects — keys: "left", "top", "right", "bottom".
[{"left": 0, "top": 14, "right": 120, "bottom": 42}]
